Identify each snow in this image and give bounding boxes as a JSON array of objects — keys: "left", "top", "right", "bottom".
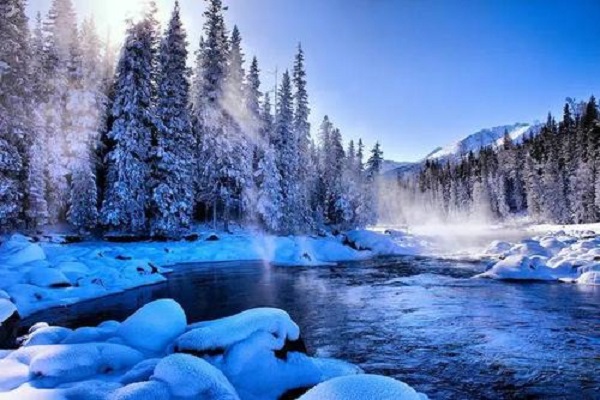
[
  {"left": 426, "top": 122, "right": 539, "bottom": 162},
  {"left": 111, "top": 380, "right": 171, "bottom": 400},
  {"left": 0, "top": 235, "right": 46, "bottom": 266},
  {"left": 118, "top": 299, "right": 186, "bottom": 353},
  {"left": 0, "top": 300, "right": 400, "bottom": 399},
  {"left": 0, "top": 299, "right": 16, "bottom": 326},
  {"left": 477, "top": 226, "right": 600, "bottom": 284},
  {"left": 476, "top": 255, "right": 555, "bottom": 281},
  {"left": 152, "top": 354, "right": 239, "bottom": 399},
  {"left": 177, "top": 308, "right": 299, "bottom": 353},
  {"left": 28, "top": 268, "right": 71, "bottom": 288},
  {"left": 298, "top": 374, "right": 429, "bottom": 400},
  {"left": 345, "top": 229, "right": 419, "bottom": 256}
]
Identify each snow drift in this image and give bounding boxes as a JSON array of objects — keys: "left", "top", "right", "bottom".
[{"left": 0, "top": 299, "right": 425, "bottom": 399}]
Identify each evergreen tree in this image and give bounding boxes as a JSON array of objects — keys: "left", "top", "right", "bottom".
[
  {"left": 292, "top": 43, "right": 313, "bottom": 230},
  {"left": 274, "top": 71, "right": 302, "bottom": 233},
  {"left": 148, "top": 1, "right": 195, "bottom": 238},
  {"left": 0, "top": 0, "right": 32, "bottom": 230},
  {"left": 43, "top": 0, "right": 79, "bottom": 223},
  {"left": 100, "top": 21, "right": 154, "bottom": 234},
  {"left": 255, "top": 144, "right": 283, "bottom": 232},
  {"left": 26, "top": 12, "right": 50, "bottom": 229}
]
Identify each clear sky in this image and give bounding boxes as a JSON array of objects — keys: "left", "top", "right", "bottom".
[{"left": 27, "top": 0, "right": 600, "bottom": 161}]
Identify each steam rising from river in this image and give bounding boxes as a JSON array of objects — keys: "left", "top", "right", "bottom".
[{"left": 376, "top": 179, "right": 527, "bottom": 255}]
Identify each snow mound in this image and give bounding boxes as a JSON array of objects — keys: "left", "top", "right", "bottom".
[
  {"left": 0, "top": 235, "right": 45, "bottom": 266},
  {"left": 152, "top": 353, "right": 239, "bottom": 399},
  {"left": 577, "top": 271, "right": 600, "bottom": 285},
  {"left": 118, "top": 299, "right": 187, "bottom": 353},
  {"left": 177, "top": 308, "right": 299, "bottom": 353},
  {"left": 476, "top": 255, "right": 556, "bottom": 281},
  {"left": 110, "top": 380, "right": 170, "bottom": 400},
  {"left": 0, "top": 299, "right": 17, "bottom": 326},
  {"left": 299, "top": 374, "right": 429, "bottom": 400},
  {"left": 0, "top": 299, "right": 427, "bottom": 399},
  {"left": 27, "top": 268, "right": 71, "bottom": 288},
  {"left": 22, "top": 326, "right": 72, "bottom": 346},
  {"left": 345, "top": 230, "right": 418, "bottom": 256},
  {"left": 26, "top": 343, "right": 144, "bottom": 381}
]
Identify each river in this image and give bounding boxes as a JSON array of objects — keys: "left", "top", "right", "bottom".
[{"left": 18, "top": 256, "right": 600, "bottom": 399}]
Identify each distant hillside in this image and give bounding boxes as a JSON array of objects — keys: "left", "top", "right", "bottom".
[{"left": 383, "top": 122, "right": 541, "bottom": 178}]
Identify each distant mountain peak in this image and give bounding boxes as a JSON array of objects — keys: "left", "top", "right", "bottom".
[
  {"left": 425, "top": 122, "right": 541, "bottom": 161},
  {"left": 383, "top": 121, "right": 542, "bottom": 178}
]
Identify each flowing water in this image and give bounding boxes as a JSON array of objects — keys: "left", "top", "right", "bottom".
[{"left": 19, "top": 257, "right": 600, "bottom": 399}]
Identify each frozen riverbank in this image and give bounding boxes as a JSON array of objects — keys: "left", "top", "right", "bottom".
[
  {"left": 0, "top": 299, "right": 428, "bottom": 399},
  {"left": 477, "top": 225, "right": 600, "bottom": 285},
  {"left": 0, "top": 229, "right": 423, "bottom": 319}
]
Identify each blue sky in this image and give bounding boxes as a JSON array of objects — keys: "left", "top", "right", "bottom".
[{"left": 27, "top": 0, "right": 600, "bottom": 161}]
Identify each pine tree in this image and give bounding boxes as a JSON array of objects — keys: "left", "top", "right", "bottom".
[
  {"left": 148, "top": 1, "right": 195, "bottom": 238},
  {"left": 255, "top": 144, "right": 283, "bottom": 232},
  {"left": 65, "top": 18, "right": 103, "bottom": 232},
  {"left": 26, "top": 12, "right": 50, "bottom": 229},
  {"left": 274, "top": 71, "right": 301, "bottom": 234},
  {"left": 366, "top": 142, "right": 384, "bottom": 178},
  {"left": 0, "top": 0, "right": 33, "bottom": 230},
  {"left": 100, "top": 21, "right": 154, "bottom": 234},
  {"left": 43, "top": 0, "right": 79, "bottom": 223},
  {"left": 364, "top": 142, "right": 384, "bottom": 225},
  {"left": 292, "top": 43, "right": 313, "bottom": 231}
]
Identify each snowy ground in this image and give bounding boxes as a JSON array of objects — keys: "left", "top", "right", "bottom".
[
  {"left": 0, "top": 229, "right": 424, "bottom": 319},
  {"left": 476, "top": 225, "right": 600, "bottom": 285},
  {"left": 0, "top": 299, "right": 428, "bottom": 400}
]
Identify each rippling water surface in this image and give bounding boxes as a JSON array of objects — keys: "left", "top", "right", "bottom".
[{"left": 21, "top": 257, "right": 600, "bottom": 399}]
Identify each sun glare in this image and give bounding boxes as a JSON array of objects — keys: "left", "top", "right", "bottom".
[{"left": 85, "top": 0, "right": 171, "bottom": 42}]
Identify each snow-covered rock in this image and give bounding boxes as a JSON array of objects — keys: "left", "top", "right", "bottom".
[
  {"left": 27, "top": 268, "right": 71, "bottom": 288},
  {"left": 110, "top": 380, "right": 170, "bottom": 400},
  {"left": 0, "top": 235, "right": 45, "bottom": 266},
  {"left": 26, "top": 343, "right": 144, "bottom": 381},
  {"left": 0, "top": 299, "right": 17, "bottom": 327},
  {"left": 152, "top": 353, "right": 239, "bottom": 399},
  {"left": 577, "top": 271, "right": 600, "bottom": 285},
  {"left": 476, "top": 255, "right": 555, "bottom": 281},
  {"left": 345, "top": 230, "right": 418, "bottom": 256},
  {"left": 22, "top": 326, "right": 72, "bottom": 346},
  {"left": 0, "top": 300, "right": 422, "bottom": 399},
  {"left": 177, "top": 308, "right": 299, "bottom": 354},
  {"left": 299, "top": 374, "right": 429, "bottom": 400},
  {"left": 118, "top": 299, "right": 186, "bottom": 353}
]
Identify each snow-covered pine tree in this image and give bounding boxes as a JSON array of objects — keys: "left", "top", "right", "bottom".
[
  {"left": 363, "top": 142, "right": 384, "bottom": 225},
  {"left": 255, "top": 144, "right": 283, "bottom": 232},
  {"left": 0, "top": 0, "right": 33, "bottom": 231},
  {"left": 315, "top": 115, "right": 333, "bottom": 223},
  {"left": 262, "top": 92, "right": 274, "bottom": 144},
  {"left": 274, "top": 71, "right": 302, "bottom": 234},
  {"left": 43, "top": 0, "right": 79, "bottom": 223},
  {"left": 148, "top": 1, "right": 195, "bottom": 238},
  {"left": 328, "top": 128, "right": 352, "bottom": 228},
  {"left": 246, "top": 56, "right": 262, "bottom": 169},
  {"left": 222, "top": 25, "right": 252, "bottom": 226},
  {"left": 195, "top": 0, "right": 238, "bottom": 230},
  {"left": 26, "top": 12, "right": 50, "bottom": 229},
  {"left": 292, "top": 43, "right": 313, "bottom": 231},
  {"left": 100, "top": 20, "right": 154, "bottom": 234},
  {"left": 66, "top": 17, "right": 104, "bottom": 232}
]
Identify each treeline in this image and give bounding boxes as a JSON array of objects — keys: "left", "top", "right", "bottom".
[
  {"left": 0, "top": 0, "right": 384, "bottom": 237},
  {"left": 406, "top": 97, "right": 600, "bottom": 224}
]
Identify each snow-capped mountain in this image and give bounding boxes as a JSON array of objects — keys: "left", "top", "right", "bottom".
[
  {"left": 384, "top": 122, "right": 541, "bottom": 177},
  {"left": 425, "top": 122, "right": 540, "bottom": 161}
]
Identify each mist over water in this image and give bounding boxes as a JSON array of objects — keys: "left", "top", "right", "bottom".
[{"left": 376, "top": 179, "right": 530, "bottom": 255}]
